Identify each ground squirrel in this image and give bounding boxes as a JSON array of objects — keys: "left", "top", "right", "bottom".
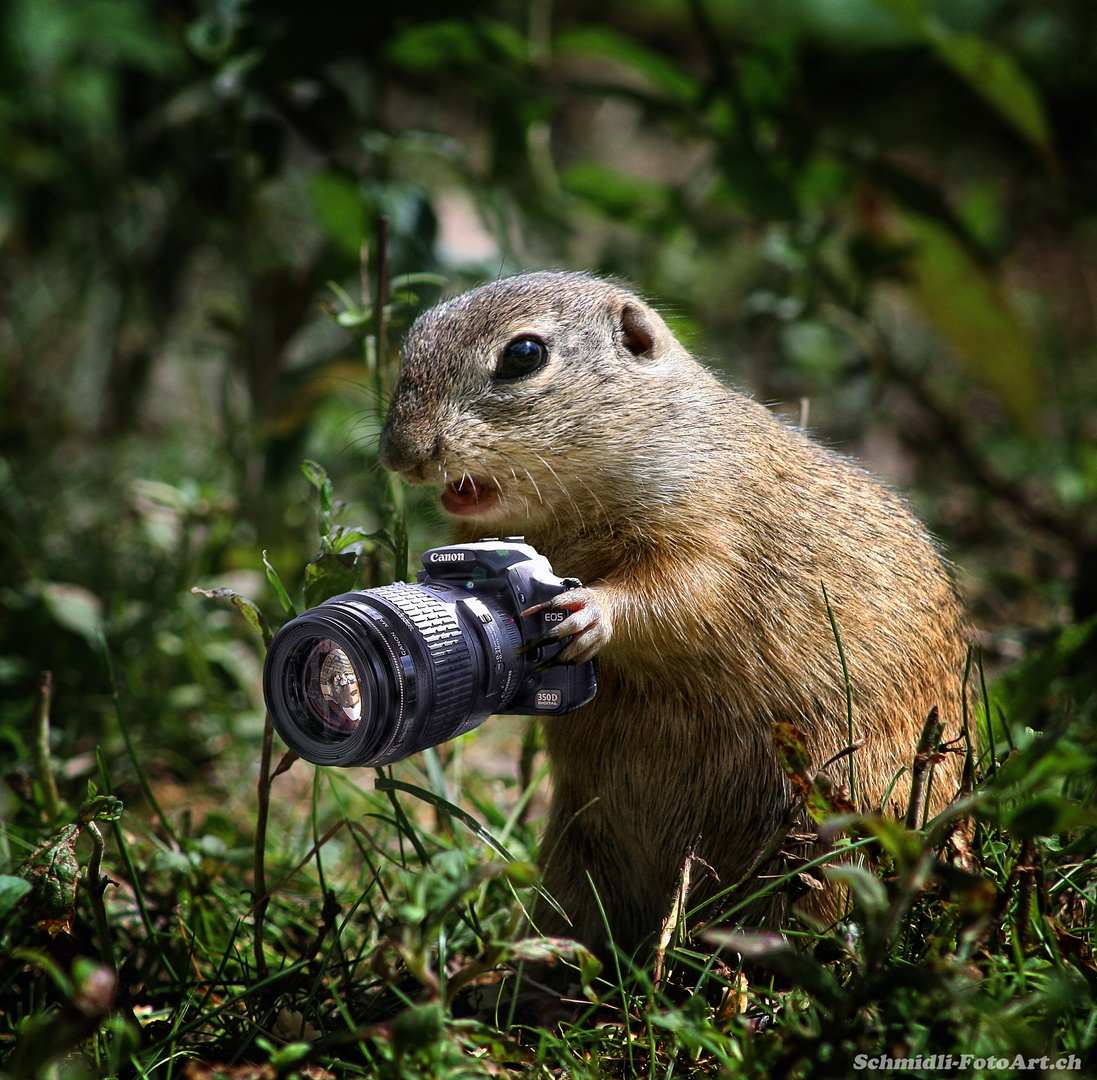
[{"left": 379, "top": 271, "right": 968, "bottom": 959}]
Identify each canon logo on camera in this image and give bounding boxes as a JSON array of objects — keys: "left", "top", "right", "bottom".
[{"left": 428, "top": 551, "right": 468, "bottom": 562}]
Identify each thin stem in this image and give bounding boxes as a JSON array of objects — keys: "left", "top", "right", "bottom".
[
  {"left": 978, "top": 647, "right": 997, "bottom": 778},
  {"left": 368, "top": 215, "right": 409, "bottom": 582},
  {"left": 253, "top": 711, "right": 275, "bottom": 981},
  {"left": 33, "top": 671, "right": 62, "bottom": 823},
  {"left": 99, "top": 633, "right": 179, "bottom": 847},
  {"left": 97, "top": 749, "right": 179, "bottom": 981},
  {"left": 685, "top": 0, "right": 755, "bottom": 145},
  {"left": 960, "top": 645, "right": 975, "bottom": 796},
  {"left": 821, "top": 583, "right": 856, "bottom": 803},
  {"left": 374, "top": 215, "right": 390, "bottom": 383},
  {"left": 84, "top": 821, "right": 118, "bottom": 976}
]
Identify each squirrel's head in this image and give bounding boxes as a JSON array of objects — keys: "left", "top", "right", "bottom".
[{"left": 379, "top": 271, "right": 690, "bottom": 529}]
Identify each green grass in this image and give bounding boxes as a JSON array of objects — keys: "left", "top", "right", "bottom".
[{"left": 2, "top": 553, "right": 1096, "bottom": 1079}]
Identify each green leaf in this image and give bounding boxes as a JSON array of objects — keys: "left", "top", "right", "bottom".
[
  {"left": 869, "top": 0, "right": 1051, "bottom": 160},
  {"left": 326, "top": 280, "right": 368, "bottom": 323},
  {"left": 556, "top": 27, "right": 699, "bottom": 104},
  {"left": 78, "top": 781, "right": 123, "bottom": 824},
  {"left": 267, "top": 1041, "right": 313, "bottom": 1069},
  {"left": 387, "top": 19, "right": 525, "bottom": 71},
  {"left": 772, "top": 721, "right": 856, "bottom": 823},
  {"left": 390, "top": 1002, "right": 445, "bottom": 1056},
  {"left": 858, "top": 815, "right": 926, "bottom": 868},
  {"left": 308, "top": 172, "right": 367, "bottom": 257},
  {"left": 40, "top": 583, "right": 103, "bottom": 643},
  {"left": 903, "top": 210, "right": 1041, "bottom": 434},
  {"left": 69, "top": 958, "right": 117, "bottom": 1018},
  {"left": 302, "top": 459, "right": 336, "bottom": 548},
  {"left": 772, "top": 721, "right": 813, "bottom": 779},
  {"left": 932, "top": 34, "right": 1052, "bottom": 159},
  {"left": 390, "top": 272, "right": 448, "bottom": 292},
  {"left": 1003, "top": 795, "right": 1097, "bottom": 839},
  {"left": 0, "top": 875, "right": 32, "bottom": 921},
  {"left": 336, "top": 308, "right": 372, "bottom": 329},
  {"left": 191, "top": 586, "right": 273, "bottom": 648},
  {"left": 717, "top": 147, "right": 799, "bottom": 222},
  {"left": 328, "top": 525, "right": 384, "bottom": 555},
  {"left": 300, "top": 458, "right": 330, "bottom": 495},
  {"left": 825, "top": 863, "right": 888, "bottom": 913},
  {"left": 991, "top": 738, "right": 1093, "bottom": 793},
  {"left": 505, "top": 936, "right": 596, "bottom": 965},
  {"left": 303, "top": 552, "right": 361, "bottom": 609},
  {"left": 986, "top": 614, "right": 1097, "bottom": 731},
  {"left": 387, "top": 21, "right": 482, "bottom": 68},
  {"left": 560, "top": 162, "right": 669, "bottom": 221},
  {"left": 18, "top": 824, "right": 81, "bottom": 935},
  {"left": 262, "top": 551, "right": 297, "bottom": 618}
]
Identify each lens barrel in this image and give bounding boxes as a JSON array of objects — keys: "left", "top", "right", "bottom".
[{"left": 263, "top": 582, "right": 521, "bottom": 767}]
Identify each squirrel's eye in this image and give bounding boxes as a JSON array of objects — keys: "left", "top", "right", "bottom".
[{"left": 496, "top": 336, "right": 547, "bottom": 381}]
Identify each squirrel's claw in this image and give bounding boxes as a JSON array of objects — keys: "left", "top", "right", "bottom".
[{"left": 520, "top": 587, "right": 609, "bottom": 665}]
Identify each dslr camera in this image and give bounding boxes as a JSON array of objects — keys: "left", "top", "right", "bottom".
[{"left": 262, "top": 539, "right": 599, "bottom": 767}]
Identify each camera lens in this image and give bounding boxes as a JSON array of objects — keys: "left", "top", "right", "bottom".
[
  {"left": 303, "top": 640, "right": 362, "bottom": 735},
  {"left": 266, "top": 613, "right": 384, "bottom": 765},
  {"left": 263, "top": 582, "right": 523, "bottom": 767}
]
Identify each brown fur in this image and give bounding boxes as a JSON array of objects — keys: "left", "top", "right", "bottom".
[{"left": 379, "top": 271, "right": 968, "bottom": 958}]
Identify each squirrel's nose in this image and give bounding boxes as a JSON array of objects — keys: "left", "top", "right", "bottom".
[
  {"left": 379, "top": 415, "right": 442, "bottom": 475},
  {"left": 377, "top": 423, "right": 417, "bottom": 473}
]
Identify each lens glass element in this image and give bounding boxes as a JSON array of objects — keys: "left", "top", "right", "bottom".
[{"left": 303, "top": 639, "right": 361, "bottom": 737}]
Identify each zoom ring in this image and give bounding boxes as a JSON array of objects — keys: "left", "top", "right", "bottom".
[{"left": 374, "top": 583, "right": 475, "bottom": 748}]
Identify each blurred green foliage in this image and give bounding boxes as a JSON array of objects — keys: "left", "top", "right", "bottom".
[
  {"left": 2, "top": 0, "right": 1096, "bottom": 767},
  {"left": 0, "top": 0, "right": 1096, "bottom": 1071}
]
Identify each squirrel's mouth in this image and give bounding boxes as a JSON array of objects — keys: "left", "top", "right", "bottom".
[{"left": 441, "top": 476, "right": 501, "bottom": 516}]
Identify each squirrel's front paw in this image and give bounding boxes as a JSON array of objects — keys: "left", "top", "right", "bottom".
[{"left": 519, "top": 587, "right": 611, "bottom": 666}]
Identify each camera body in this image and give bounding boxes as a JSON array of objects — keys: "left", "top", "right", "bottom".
[
  {"left": 414, "top": 538, "right": 595, "bottom": 716},
  {"left": 262, "top": 538, "right": 598, "bottom": 768}
]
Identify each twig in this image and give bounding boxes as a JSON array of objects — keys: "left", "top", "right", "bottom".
[
  {"left": 905, "top": 707, "right": 943, "bottom": 830},
  {"left": 373, "top": 215, "right": 390, "bottom": 389},
  {"left": 654, "top": 840, "right": 703, "bottom": 989},
  {"left": 959, "top": 645, "right": 975, "bottom": 798},
  {"left": 1014, "top": 837, "right": 1038, "bottom": 949},
  {"left": 359, "top": 237, "right": 370, "bottom": 312},
  {"left": 818, "top": 739, "right": 865, "bottom": 774}
]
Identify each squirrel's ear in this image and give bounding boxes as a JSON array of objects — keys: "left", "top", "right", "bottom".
[{"left": 619, "top": 303, "right": 655, "bottom": 359}]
